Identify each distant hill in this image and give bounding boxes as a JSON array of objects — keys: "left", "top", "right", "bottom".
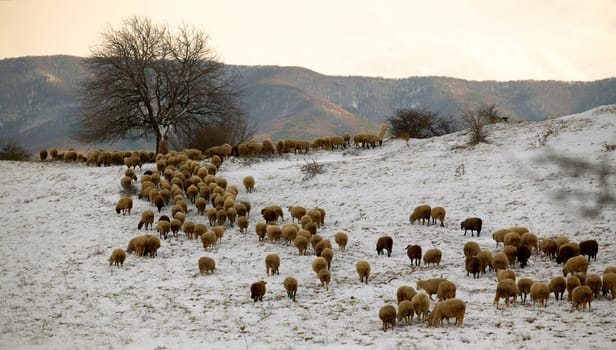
[{"left": 1, "top": 55, "right": 615, "bottom": 152}]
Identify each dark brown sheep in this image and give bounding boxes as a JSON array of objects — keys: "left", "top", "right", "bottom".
[
  {"left": 517, "top": 245, "right": 531, "bottom": 268},
  {"left": 250, "top": 281, "right": 267, "bottom": 302},
  {"left": 579, "top": 239, "right": 598, "bottom": 262},
  {"left": 376, "top": 236, "right": 394, "bottom": 257},
  {"left": 460, "top": 217, "right": 482, "bottom": 237},
  {"left": 406, "top": 244, "right": 422, "bottom": 266},
  {"left": 465, "top": 256, "right": 481, "bottom": 279},
  {"left": 556, "top": 244, "right": 577, "bottom": 264}
]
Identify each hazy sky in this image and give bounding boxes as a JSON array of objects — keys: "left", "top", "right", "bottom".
[{"left": 1, "top": 0, "right": 615, "bottom": 81}]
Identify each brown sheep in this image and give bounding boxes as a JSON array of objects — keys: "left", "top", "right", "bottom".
[
  {"left": 503, "top": 245, "right": 517, "bottom": 267},
  {"left": 476, "top": 250, "right": 493, "bottom": 274},
  {"left": 108, "top": 248, "right": 126, "bottom": 268},
  {"left": 288, "top": 206, "right": 307, "bottom": 223},
  {"left": 243, "top": 176, "right": 255, "bottom": 193},
  {"left": 115, "top": 197, "right": 133, "bottom": 215},
  {"left": 556, "top": 244, "right": 577, "bottom": 264},
  {"left": 585, "top": 273, "right": 603, "bottom": 298},
  {"left": 517, "top": 277, "right": 533, "bottom": 304},
  {"left": 312, "top": 257, "right": 328, "bottom": 275},
  {"left": 334, "top": 232, "right": 349, "bottom": 252},
  {"left": 250, "top": 281, "right": 267, "bottom": 302},
  {"left": 428, "top": 298, "right": 465, "bottom": 327},
  {"left": 423, "top": 248, "right": 442, "bottom": 266},
  {"left": 376, "top": 235, "right": 393, "bottom": 257},
  {"left": 318, "top": 268, "right": 331, "bottom": 290},
  {"left": 198, "top": 256, "right": 216, "bottom": 275},
  {"left": 306, "top": 208, "right": 322, "bottom": 228},
  {"left": 266, "top": 225, "right": 282, "bottom": 242},
  {"left": 283, "top": 276, "right": 298, "bottom": 301},
  {"left": 182, "top": 221, "right": 195, "bottom": 239},
  {"left": 497, "top": 269, "right": 516, "bottom": 282},
  {"left": 572, "top": 286, "right": 593, "bottom": 311},
  {"left": 262, "top": 205, "right": 284, "bottom": 222},
  {"left": 255, "top": 222, "right": 267, "bottom": 241},
  {"left": 579, "top": 239, "right": 598, "bottom": 261},
  {"left": 520, "top": 232, "right": 539, "bottom": 254},
  {"left": 491, "top": 252, "right": 509, "bottom": 272},
  {"left": 409, "top": 205, "right": 431, "bottom": 225},
  {"left": 156, "top": 220, "right": 171, "bottom": 240},
  {"left": 463, "top": 241, "right": 480, "bottom": 258},
  {"left": 430, "top": 206, "right": 446, "bottom": 227},
  {"left": 411, "top": 292, "right": 430, "bottom": 322},
  {"left": 465, "top": 256, "right": 481, "bottom": 279},
  {"left": 493, "top": 279, "right": 519, "bottom": 308},
  {"left": 265, "top": 253, "right": 280, "bottom": 276},
  {"left": 508, "top": 226, "right": 529, "bottom": 234},
  {"left": 549, "top": 276, "right": 567, "bottom": 301},
  {"left": 238, "top": 216, "right": 249, "bottom": 234},
  {"left": 207, "top": 207, "right": 218, "bottom": 226},
  {"left": 602, "top": 272, "right": 616, "bottom": 300},
  {"left": 563, "top": 256, "right": 589, "bottom": 277},
  {"left": 378, "top": 304, "right": 397, "bottom": 332},
  {"left": 194, "top": 223, "right": 208, "bottom": 240},
  {"left": 460, "top": 217, "right": 482, "bottom": 236},
  {"left": 517, "top": 245, "right": 531, "bottom": 268},
  {"left": 417, "top": 278, "right": 447, "bottom": 300},
  {"left": 201, "top": 231, "right": 217, "bottom": 250},
  {"left": 406, "top": 244, "right": 422, "bottom": 266},
  {"left": 195, "top": 197, "right": 207, "bottom": 216},
  {"left": 566, "top": 276, "right": 581, "bottom": 301},
  {"left": 492, "top": 229, "right": 511, "bottom": 248},
  {"left": 397, "top": 285, "right": 417, "bottom": 304},
  {"left": 541, "top": 238, "right": 558, "bottom": 260},
  {"left": 603, "top": 266, "right": 616, "bottom": 275},
  {"left": 356, "top": 260, "right": 371, "bottom": 284},
  {"left": 504, "top": 231, "right": 521, "bottom": 247},
  {"left": 314, "top": 239, "right": 332, "bottom": 257},
  {"left": 437, "top": 280, "right": 457, "bottom": 301},
  {"left": 321, "top": 248, "right": 334, "bottom": 269},
  {"left": 397, "top": 300, "right": 414, "bottom": 324},
  {"left": 530, "top": 282, "right": 550, "bottom": 307},
  {"left": 138, "top": 210, "right": 155, "bottom": 230},
  {"left": 294, "top": 236, "right": 308, "bottom": 255}
]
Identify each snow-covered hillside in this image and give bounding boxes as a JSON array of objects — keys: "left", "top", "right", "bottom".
[{"left": 1, "top": 106, "right": 615, "bottom": 350}]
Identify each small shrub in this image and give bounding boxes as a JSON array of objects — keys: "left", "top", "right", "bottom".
[
  {"left": 300, "top": 159, "right": 325, "bottom": 181},
  {"left": 0, "top": 140, "right": 30, "bottom": 161}
]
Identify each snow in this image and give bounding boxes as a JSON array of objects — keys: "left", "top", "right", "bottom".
[{"left": 1, "top": 106, "right": 615, "bottom": 350}]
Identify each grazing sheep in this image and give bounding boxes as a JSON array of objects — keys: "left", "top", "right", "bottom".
[
  {"left": 321, "top": 248, "right": 334, "bottom": 269},
  {"left": 294, "top": 236, "right": 308, "bottom": 255},
  {"left": 182, "top": 221, "right": 195, "bottom": 239},
  {"left": 255, "top": 222, "right": 267, "bottom": 241},
  {"left": 465, "top": 256, "right": 481, "bottom": 279},
  {"left": 497, "top": 269, "right": 516, "bottom": 282},
  {"left": 530, "top": 282, "right": 550, "bottom": 307},
  {"left": 563, "top": 255, "right": 589, "bottom": 277},
  {"left": 115, "top": 197, "right": 133, "bottom": 215},
  {"left": 315, "top": 239, "right": 332, "bottom": 257},
  {"left": 195, "top": 197, "right": 207, "bottom": 216},
  {"left": 566, "top": 276, "right": 581, "bottom": 301},
  {"left": 211, "top": 225, "right": 224, "bottom": 243},
  {"left": 493, "top": 279, "right": 519, "bottom": 308},
  {"left": 207, "top": 207, "right": 218, "bottom": 226},
  {"left": 266, "top": 225, "right": 282, "bottom": 242},
  {"left": 376, "top": 236, "right": 393, "bottom": 257},
  {"left": 492, "top": 252, "right": 509, "bottom": 272},
  {"left": 409, "top": 205, "right": 431, "bottom": 225},
  {"left": 334, "top": 232, "right": 349, "bottom": 252},
  {"left": 265, "top": 253, "right": 281, "bottom": 276},
  {"left": 504, "top": 231, "right": 521, "bottom": 247},
  {"left": 517, "top": 245, "right": 531, "bottom": 268},
  {"left": 379, "top": 305, "right": 397, "bottom": 332},
  {"left": 198, "top": 257, "right": 216, "bottom": 275},
  {"left": 169, "top": 219, "right": 182, "bottom": 238},
  {"left": 283, "top": 276, "right": 298, "bottom": 301},
  {"left": 306, "top": 208, "right": 322, "bottom": 228},
  {"left": 430, "top": 207, "right": 446, "bottom": 227},
  {"left": 437, "top": 280, "right": 457, "bottom": 301},
  {"left": 556, "top": 244, "right": 577, "bottom": 264},
  {"left": 397, "top": 300, "right": 414, "bottom": 324},
  {"left": 476, "top": 250, "right": 493, "bottom": 273},
  {"left": 517, "top": 278, "right": 533, "bottom": 304},
  {"left": 300, "top": 215, "right": 312, "bottom": 228},
  {"left": 428, "top": 298, "right": 466, "bottom": 327},
  {"left": 423, "top": 248, "right": 442, "bottom": 266},
  {"left": 579, "top": 239, "right": 598, "bottom": 261},
  {"left": 238, "top": 216, "right": 249, "bottom": 234},
  {"left": 540, "top": 238, "right": 558, "bottom": 260},
  {"left": 318, "top": 268, "right": 331, "bottom": 290},
  {"left": 508, "top": 226, "right": 529, "bottom": 234},
  {"left": 226, "top": 207, "right": 237, "bottom": 227},
  {"left": 492, "top": 229, "right": 511, "bottom": 248},
  {"left": 356, "top": 260, "right": 371, "bottom": 284},
  {"left": 138, "top": 210, "right": 155, "bottom": 230},
  {"left": 262, "top": 205, "right": 284, "bottom": 222},
  {"left": 585, "top": 273, "right": 603, "bottom": 298},
  {"left": 140, "top": 234, "right": 160, "bottom": 258},
  {"left": 503, "top": 245, "right": 517, "bottom": 266},
  {"left": 412, "top": 292, "right": 430, "bottom": 322},
  {"left": 397, "top": 285, "right": 417, "bottom": 304},
  {"left": 250, "top": 281, "right": 267, "bottom": 302},
  {"left": 194, "top": 223, "right": 208, "bottom": 240},
  {"left": 604, "top": 266, "right": 616, "bottom": 275},
  {"left": 288, "top": 206, "right": 307, "bottom": 223},
  {"left": 417, "top": 278, "right": 447, "bottom": 300},
  {"left": 310, "top": 234, "right": 323, "bottom": 250},
  {"left": 315, "top": 207, "right": 326, "bottom": 226},
  {"left": 201, "top": 231, "right": 218, "bottom": 250},
  {"left": 109, "top": 248, "right": 126, "bottom": 268},
  {"left": 520, "top": 232, "right": 539, "bottom": 254},
  {"left": 553, "top": 236, "right": 570, "bottom": 250},
  {"left": 120, "top": 176, "right": 134, "bottom": 192},
  {"left": 463, "top": 241, "right": 480, "bottom": 258},
  {"left": 572, "top": 286, "right": 593, "bottom": 311},
  {"left": 157, "top": 220, "right": 171, "bottom": 240},
  {"left": 312, "top": 257, "right": 328, "bottom": 275},
  {"left": 602, "top": 272, "right": 616, "bottom": 300},
  {"left": 406, "top": 244, "right": 422, "bottom": 266},
  {"left": 549, "top": 276, "right": 567, "bottom": 301},
  {"left": 460, "top": 217, "right": 482, "bottom": 237},
  {"left": 243, "top": 176, "right": 255, "bottom": 193}
]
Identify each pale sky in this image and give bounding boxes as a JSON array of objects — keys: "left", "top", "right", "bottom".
[{"left": 1, "top": 0, "right": 615, "bottom": 81}]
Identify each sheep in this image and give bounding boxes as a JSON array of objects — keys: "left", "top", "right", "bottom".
[
  {"left": 318, "top": 268, "right": 331, "bottom": 290},
  {"left": 428, "top": 298, "right": 466, "bottom": 327},
  {"left": 315, "top": 207, "right": 326, "bottom": 226},
  {"left": 235, "top": 202, "right": 248, "bottom": 217},
  {"left": 406, "top": 244, "right": 422, "bottom": 266},
  {"left": 378, "top": 304, "right": 397, "bottom": 332},
  {"left": 520, "top": 232, "right": 539, "bottom": 254},
  {"left": 211, "top": 225, "right": 224, "bottom": 244},
  {"left": 321, "top": 248, "right": 334, "bottom": 269},
  {"left": 549, "top": 276, "right": 567, "bottom": 301},
  {"left": 602, "top": 272, "right": 616, "bottom": 300},
  {"left": 397, "top": 300, "right": 414, "bottom": 324},
  {"left": 465, "top": 256, "right": 481, "bottom": 279},
  {"left": 312, "top": 257, "right": 328, "bottom": 275},
  {"left": 156, "top": 220, "right": 171, "bottom": 240},
  {"left": 508, "top": 226, "right": 529, "bottom": 234},
  {"left": 288, "top": 206, "right": 307, "bottom": 223},
  {"left": 194, "top": 223, "right": 208, "bottom": 240},
  {"left": 238, "top": 216, "right": 249, "bottom": 234},
  {"left": 460, "top": 217, "right": 482, "bottom": 236},
  {"left": 411, "top": 292, "right": 430, "bottom": 322},
  {"left": 604, "top": 266, "right": 616, "bottom": 275},
  {"left": 585, "top": 273, "right": 603, "bottom": 298},
  {"left": 207, "top": 207, "right": 218, "bottom": 226},
  {"left": 493, "top": 279, "right": 519, "bottom": 308},
  {"left": 115, "top": 197, "right": 133, "bottom": 215},
  {"left": 556, "top": 244, "right": 577, "bottom": 264},
  {"left": 517, "top": 245, "right": 531, "bottom": 268},
  {"left": 124, "top": 155, "right": 142, "bottom": 169},
  {"left": 262, "top": 205, "right": 284, "bottom": 222},
  {"left": 409, "top": 205, "right": 431, "bottom": 225},
  {"left": 306, "top": 208, "right": 322, "bottom": 228},
  {"left": 300, "top": 215, "right": 313, "bottom": 228},
  {"left": 397, "top": 285, "right": 417, "bottom": 304},
  {"left": 553, "top": 236, "right": 570, "bottom": 250},
  {"left": 216, "top": 208, "right": 227, "bottom": 227},
  {"left": 182, "top": 221, "right": 195, "bottom": 239},
  {"left": 463, "top": 241, "right": 480, "bottom": 258},
  {"left": 243, "top": 176, "right": 255, "bottom": 193},
  {"left": 563, "top": 255, "right": 589, "bottom": 277},
  {"left": 417, "top": 278, "right": 447, "bottom": 300},
  {"left": 266, "top": 224, "right": 282, "bottom": 242},
  {"left": 304, "top": 221, "right": 318, "bottom": 235},
  {"left": 109, "top": 248, "right": 126, "bottom": 268},
  {"left": 265, "top": 253, "right": 280, "bottom": 276},
  {"left": 138, "top": 210, "right": 155, "bottom": 230},
  {"left": 517, "top": 277, "right": 533, "bottom": 304},
  {"left": 437, "top": 280, "right": 457, "bottom": 301},
  {"left": 492, "top": 229, "right": 511, "bottom": 248},
  {"left": 334, "top": 232, "right": 348, "bottom": 252},
  {"left": 201, "top": 231, "right": 217, "bottom": 250},
  {"left": 314, "top": 239, "right": 332, "bottom": 257},
  {"left": 294, "top": 236, "right": 308, "bottom": 255},
  {"left": 504, "top": 231, "right": 521, "bottom": 247},
  {"left": 540, "top": 238, "right": 558, "bottom": 260},
  {"left": 497, "top": 269, "right": 516, "bottom": 282},
  {"left": 198, "top": 256, "right": 216, "bottom": 275},
  {"left": 39, "top": 149, "right": 48, "bottom": 161},
  {"left": 492, "top": 252, "right": 509, "bottom": 272},
  {"left": 226, "top": 207, "right": 237, "bottom": 227},
  {"left": 502, "top": 245, "right": 517, "bottom": 267},
  {"left": 572, "top": 286, "right": 593, "bottom": 311},
  {"left": 250, "top": 281, "right": 267, "bottom": 302},
  {"left": 579, "top": 239, "right": 598, "bottom": 261},
  {"left": 476, "top": 250, "right": 493, "bottom": 273},
  {"left": 530, "top": 282, "right": 550, "bottom": 307},
  {"left": 566, "top": 276, "right": 581, "bottom": 301},
  {"left": 120, "top": 176, "right": 134, "bottom": 192},
  {"left": 423, "top": 248, "right": 442, "bottom": 266},
  {"left": 255, "top": 222, "right": 267, "bottom": 241},
  {"left": 376, "top": 235, "right": 393, "bottom": 257},
  {"left": 429, "top": 206, "right": 446, "bottom": 227},
  {"left": 356, "top": 260, "right": 371, "bottom": 284},
  {"left": 283, "top": 276, "right": 298, "bottom": 301},
  {"left": 169, "top": 219, "right": 182, "bottom": 238},
  {"left": 195, "top": 198, "right": 207, "bottom": 216}
]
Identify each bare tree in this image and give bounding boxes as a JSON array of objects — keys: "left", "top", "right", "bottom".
[
  {"left": 386, "top": 108, "right": 455, "bottom": 140},
  {"left": 77, "top": 16, "right": 247, "bottom": 152}
]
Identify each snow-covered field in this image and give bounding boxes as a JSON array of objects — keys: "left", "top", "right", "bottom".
[{"left": 1, "top": 106, "right": 615, "bottom": 350}]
